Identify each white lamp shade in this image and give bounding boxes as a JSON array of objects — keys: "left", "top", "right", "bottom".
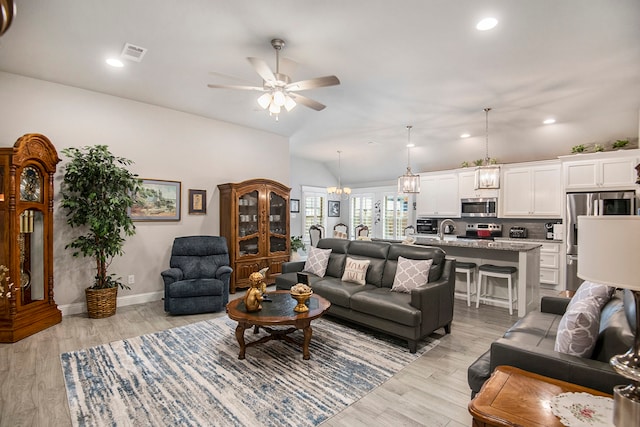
[
  {"left": 284, "top": 95, "right": 296, "bottom": 112},
  {"left": 577, "top": 216, "right": 640, "bottom": 290},
  {"left": 257, "top": 93, "right": 272, "bottom": 109}
]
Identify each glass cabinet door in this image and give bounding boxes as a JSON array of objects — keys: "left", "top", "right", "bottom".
[
  {"left": 268, "top": 191, "right": 287, "bottom": 253},
  {"left": 238, "top": 190, "right": 259, "bottom": 256}
]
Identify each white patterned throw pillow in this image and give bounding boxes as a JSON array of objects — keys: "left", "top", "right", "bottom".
[
  {"left": 554, "top": 281, "right": 615, "bottom": 357},
  {"left": 341, "top": 257, "right": 371, "bottom": 285},
  {"left": 302, "top": 246, "right": 332, "bottom": 277},
  {"left": 391, "top": 256, "right": 433, "bottom": 293}
]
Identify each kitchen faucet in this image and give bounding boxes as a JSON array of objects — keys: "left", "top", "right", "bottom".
[{"left": 438, "top": 219, "right": 456, "bottom": 240}]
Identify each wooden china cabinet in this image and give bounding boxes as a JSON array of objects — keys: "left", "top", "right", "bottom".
[
  {"left": 0, "top": 134, "right": 62, "bottom": 342},
  {"left": 218, "top": 179, "right": 291, "bottom": 293}
]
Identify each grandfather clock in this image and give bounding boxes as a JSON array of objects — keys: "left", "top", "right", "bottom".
[{"left": 0, "top": 134, "right": 61, "bottom": 342}]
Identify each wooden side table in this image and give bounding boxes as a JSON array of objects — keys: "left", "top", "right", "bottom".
[{"left": 469, "top": 366, "right": 612, "bottom": 427}]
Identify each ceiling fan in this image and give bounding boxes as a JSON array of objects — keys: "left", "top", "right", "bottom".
[{"left": 207, "top": 38, "right": 340, "bottom": 118}]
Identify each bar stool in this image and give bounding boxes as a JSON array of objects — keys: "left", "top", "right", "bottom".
[
  {"left": 455, "top": 261, "right": 477, "bottom": 307},
  {"left": 476, "top": 264, "right": 518, "bottom": 315}
]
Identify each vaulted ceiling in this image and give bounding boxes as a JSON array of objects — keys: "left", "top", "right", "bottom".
[{"left": 1, "top": 0, "right": 639, "bottom": 185}]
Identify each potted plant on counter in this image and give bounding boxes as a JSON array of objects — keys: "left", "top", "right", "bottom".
[{"left": 60, "top": 145, "right": 141, "bottom": 318}]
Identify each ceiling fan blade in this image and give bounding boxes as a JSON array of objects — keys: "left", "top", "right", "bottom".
[
  {"left": 247, "top": 57, "right": 275, "bottom": 82},
  {"left": 288, "top": 93, "right": 326, "bottom": 111},
  {"left": 207, "top": 84, "right": 265, "bottom": 91},
  {"left": 286, "top": 75, "right": 340, "bottom": 91},
  {"left": 278, "top": 57, "right": 298, "bottom": 77}
]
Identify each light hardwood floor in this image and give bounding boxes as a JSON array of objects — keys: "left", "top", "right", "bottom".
[{"left": 0, "top": 289, "right": 528, "bottom": 427}]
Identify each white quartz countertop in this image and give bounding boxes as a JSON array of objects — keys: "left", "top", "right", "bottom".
[{"left": 414, "top": 235, "right": 541, "bottom": 252}]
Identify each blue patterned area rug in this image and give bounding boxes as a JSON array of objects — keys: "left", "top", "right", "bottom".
[{"left": 60, "top": 316, "right": 438, "bottom": 427}]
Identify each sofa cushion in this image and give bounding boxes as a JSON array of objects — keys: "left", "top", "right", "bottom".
[
  {"left": 341, "top": 257, "right": 370, "bottom": 285},
  {"left": 165, "top": 278, "right": 225, "bottom": 298},
  {"left": 318, "top": 238, "right": 350, "bottom": 278},
  {"left": 391, "top": 256, "right": 432, "bottom": 293},
  {"left": 350, "top": 287, "right": 421, "bottom": 327},
  {"left": 346, "top": 240, "right": 390, "bottom": 287},
  {"left": 554, "top": 281, "right": 615, "bottom": 358},
  {"left": 312, "top": 277, "right": 373, "bottom": 308},
  {"left": 503, "top": 311, "right": 560, "bottom": 349},
  {"left": 303, "top": 246, "right": 332, "bottom": 277},
  {"left": 592, "top": 290, "right": 635, "bottom": 363},
  {"left": 383, "top": 245, "right": 445, "bottom": 287}
]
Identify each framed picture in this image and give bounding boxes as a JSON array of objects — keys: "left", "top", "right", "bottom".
[
  {"left": 130, "top": 179, "right": 181, "bottom": 221},
  {"left": 188, "top": 189, "right": 207, "bottom": 215},
  {"left": 290, "top": 199, "right": 300, "bottom": 213},
  {"left": 328, "top": 200, "right": 340, "bottom": 217}
]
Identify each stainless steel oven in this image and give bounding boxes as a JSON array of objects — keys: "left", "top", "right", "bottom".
[{"left": 460, "top": 197, "right": 498, "bottom": 218}]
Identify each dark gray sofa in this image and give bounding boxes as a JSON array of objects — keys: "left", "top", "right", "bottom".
[
  {"left": 467, "top": 289, "right": 635, "bottom": 397},
  {"left": 275, "top": 238, "right": 456, "bottom": 352}
]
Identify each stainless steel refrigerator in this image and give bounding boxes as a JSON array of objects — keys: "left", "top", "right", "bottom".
[{"left": 566, "top": 191, "right": 636, "bottom": 290}]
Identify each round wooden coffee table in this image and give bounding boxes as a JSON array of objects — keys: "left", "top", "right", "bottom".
[{"left": 226, "top": 290, "right": 331, "bottom": 360}]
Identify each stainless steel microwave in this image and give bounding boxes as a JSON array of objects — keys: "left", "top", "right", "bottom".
[{"left": 460, "top": 197, "right": 498, "bottom": 218}]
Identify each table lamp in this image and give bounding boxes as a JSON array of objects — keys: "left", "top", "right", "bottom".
[{"left": 578, "top": 216, "right": 640, "bottom": 426}]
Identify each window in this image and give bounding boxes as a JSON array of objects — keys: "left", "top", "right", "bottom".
[
  {"left": 350, "top": 194, "right": 374, "bottom": 238},
  {"left": 302, "top": 191, "right": 325, "bottom": 245},
  {"left": 382, "top": 194, "right": 409, "bottom": 239}
]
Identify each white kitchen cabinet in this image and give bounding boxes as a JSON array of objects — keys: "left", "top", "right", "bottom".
[
  {"left": 501, "top": 161, "right": 562, "bottom": 218},
  {"left": 562, "top": 150, "right": 639, "bottom": 190},
  {"left": 458, "top": 170, "right": 500, "bottom": 199},
  {"left": 539, "top": 242, "right": 563, "bottom": 288},
  {"left": 416, "top": 173, "right": 459, "bottom": 217}
]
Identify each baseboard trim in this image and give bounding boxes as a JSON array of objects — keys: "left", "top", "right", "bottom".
[{"left": 59, "top": 291, "right": 164, "bottom": 316}]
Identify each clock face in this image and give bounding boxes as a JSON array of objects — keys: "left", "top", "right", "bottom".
[{"left": 20, "top": 166, "right": 41, "bottom": 202}]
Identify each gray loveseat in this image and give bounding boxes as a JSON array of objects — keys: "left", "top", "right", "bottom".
[
  {"left": 275, "top": 238, "right": 456, "bottom": 352},
  {"left": 467, "top": 290, "right": 635, "bottom": 397}
]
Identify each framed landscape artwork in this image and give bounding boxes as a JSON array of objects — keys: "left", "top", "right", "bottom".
[
  {"left": 188, "top": 189, "right": 207, "bottom": 215},
  {"left": 130, "top": 179, "right": 181, "bottom": 221}
]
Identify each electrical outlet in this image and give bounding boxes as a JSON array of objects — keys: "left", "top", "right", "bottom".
[{"left": 128, "top": 275, "right": 135, "bottom": 285}]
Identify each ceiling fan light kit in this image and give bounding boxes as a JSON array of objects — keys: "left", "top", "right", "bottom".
[
  {"left": 208, "top": 38, "right": 340, "bottom": 121},
  {"left": 475, "top": 107, "right": 501, "bottom": 189},
  {"left": 398, "top": 125, "right": 421, "bottom": 194}
]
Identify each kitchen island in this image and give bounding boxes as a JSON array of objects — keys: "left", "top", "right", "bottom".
[{"left": 415, "top": 236, "right": 542, "bottom": 317}]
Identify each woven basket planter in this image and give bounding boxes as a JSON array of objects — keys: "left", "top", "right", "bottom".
[{"left": 85, "top": 287, "right": 118, "bottom": 318}]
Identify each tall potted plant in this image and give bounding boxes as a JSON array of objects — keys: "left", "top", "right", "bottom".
[{"left": 60, "top": 145, "right": 141, "bottom": 318}]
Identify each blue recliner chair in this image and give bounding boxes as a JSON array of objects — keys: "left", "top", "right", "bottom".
[{"left": 161, "top": 236, "right": 232, "bottom": 315}]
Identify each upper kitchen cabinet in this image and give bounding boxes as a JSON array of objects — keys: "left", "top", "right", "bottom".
[
  {"left": 458, "top": 170, "right": 500, "bottom": 199},
  {"left": 561, "top": 149, "right": 639, "bottom": 191},
  {"left": 501, "top": 161, "right": 562, "bottom": 218},
  {"left": 416, "top": 172, "right": 459, "bottom": 217}
]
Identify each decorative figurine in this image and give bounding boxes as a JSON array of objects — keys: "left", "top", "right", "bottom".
[{"left": 243, "top": 271, "right": 266, "bottom": 312}]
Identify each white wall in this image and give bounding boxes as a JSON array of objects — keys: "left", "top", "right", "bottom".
[
  {"left": 0, "top": 72, "right": 290, "bottom": 313},
  {"left": 288, "top": 155, "right": 339, "bottom": 236}
]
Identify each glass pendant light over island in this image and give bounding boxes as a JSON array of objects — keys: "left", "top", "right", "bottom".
[
  {"left": 475, "top": 107, "right": 500, "bottom": 189},
  {"left": 398, "top": 125, "right": 421, "bottom": 193}
]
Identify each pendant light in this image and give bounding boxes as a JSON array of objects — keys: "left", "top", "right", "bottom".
[
  {"left": 475, "top": 107, "right": 500, "bottom": 189},
  {"left": 397, "top": 125, "right": 421, "bottom": 193},
  {"left": 327, "top": 150, "right": 351, "bottom": 199}
]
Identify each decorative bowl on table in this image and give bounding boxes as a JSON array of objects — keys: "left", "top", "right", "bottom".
[{"left": 290, "top": 283, "right": 313, "bottom": 313}]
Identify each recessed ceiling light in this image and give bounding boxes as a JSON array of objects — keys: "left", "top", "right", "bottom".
[
  {"left": 106, "top": 58, "right": 124, "bottom": 68},
  {"left": 476, "top": 17, "right": 498, "bottom": 31},
  {"left": 406, "top": 143, "right": 415, "bottom": 148},
  {"left": 543, "top": 118, "right": 556, "bottom": 125},
  {"left": 460, "top": 133, "right": 471, "bottom": 138}
]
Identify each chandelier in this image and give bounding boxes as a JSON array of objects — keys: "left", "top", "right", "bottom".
[
  {"left": 327, "top": 150, "right": 351, "bottom": 199},
  {"left": 397, "top": 125, "right": 421, "bottom": 193},
  {"left": 475, "top": 107, "right": 501, "bottom": 189}
]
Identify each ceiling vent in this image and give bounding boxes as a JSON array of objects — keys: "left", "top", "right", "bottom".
[{"left": 120, "top": 43, "right": 147, "bottom": 62}]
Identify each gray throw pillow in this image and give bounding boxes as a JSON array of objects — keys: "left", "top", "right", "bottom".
[
  {"left": 302, "top": 246, "right": 332, "bottom": 277},
  {"left": 391, "top": 256, "right": 432, "bottom": 293},
  {"left": 554, "top": 281, "right": 615, "bottom": 357}
]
